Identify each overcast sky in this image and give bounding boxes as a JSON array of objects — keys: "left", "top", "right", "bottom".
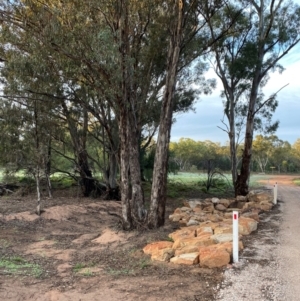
[{"left": 171, "top": 43, "right": 300, "bottom": 146}]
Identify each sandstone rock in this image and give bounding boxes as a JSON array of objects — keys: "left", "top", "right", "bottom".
[
  {"left": 143, "top": 241, "right": 174, "bottom": 255},
  {"left": 228, "top": 201, "right": 239, "bottom": 208},
  {"left": 151, "top": 248, "right": 175, "bottom": 262},
  {"left": 248, "top": 191, "right": 272, "bottom": 203},
  {"left": 215, "top": 241, "right": 244, "bottom": 255},
  {"left": 143, "top": 190, "right": 275, "bottom": 269},
  {"left": 191, "top": 214, "right": 209, "bottom": 222},
  {"left": 223, "top": 212, "right": 234, "bottom": 219},
  {"left": 237, "top": 202, "right": 246, "bottom": 209},
  {"left": 175, "top": 245, "right": 200, "bottom": 256},
  {"left": 202, "top": 203, "right": 215, "bottom": 214},
  {"left": 198, "top": 221, "right": 219, "bottom": 230},
  {"left": 192, "top": 207, "right": 203, "bottom": 214},
  {"left": 241, "top": 210, "right": 260, "bottom": 222},
  {"left": 169, "top": 227, "right": 196, "bottom": 241},
  {"left": 181, "top": 206, "right": 193, "bottom": 212},
  {"left": 184, "top": 199, "right": 203, "bottom": 209},
  {"left": 169, "top": 213, "right": 188, "bottom": 222},
  {"left": 236, "top": 195, "right": 247, "bottom": 201},
  {"left": 199, "top": 246, "right": 230, "bottom": 268},
  {"left": 226, "top": 208, "right": 242, "bottom": 212},
  {"left": 172, "top": 235, "right": 215, "bottom": 249},
  {"left": 179, "top": 219, "right": 190, "bottom": 226},
  {"left": 191, "top": 211, "right": 206, "bottom": 218},
  {"left": 174, "top": 208, "right": 183, "bottom": 214},
  {"left": 219, "top": 199, "right": 231, "bottom": 208},
  {"left": 242, "top": 202, "right": 256, "bottom": 211},
  {"left": 187, "top": 219, "right": 200, "bottom": 226},
  {"left": 170, "top": 252, "right": 199, "bottom": 265},
  {"left": 259, "top": 201, "right": 273, "bottom": 211},
  {"left": 214, "top": 224, "right": 233, "bottom": 235},
  {"left": 196, "top": 226, "right": 213, "bottom": 235},
  {"left": 197, "top": 231, "right": 214, "bottom": 239},
  {"left": 205, "top": 213, "right": 223, "bottom": 222},
  {"left": 212, "top": 197, "right": 220, "bottom": 204},
  {"left": 215, "top": 204, "right": 227, "bottom": 211},
  {"left": 238, "top": 217, "right": 258, "bottom": 235},
  {"left": 183, "top": 200, "right": 191, "bottom": 208},
  {"left": 211, "top": 233, "right": 233, "bottom": 243}
]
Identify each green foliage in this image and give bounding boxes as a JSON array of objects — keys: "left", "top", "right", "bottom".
[
  {"left": 50, "top": 175, "right": 76, "bottom": 189},
  {"left": 201, "top": 168, "right": 231, "bottom": 193},
  {"left": 169, "top": 139, "right": 229, "bottom": 172},
  {"left": 167, "top": 181, "right": 194, "bottom": 198}
]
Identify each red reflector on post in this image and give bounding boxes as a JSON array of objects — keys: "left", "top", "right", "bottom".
[{"left": 233, "top": 213, "right": 237, "bottom": 220}]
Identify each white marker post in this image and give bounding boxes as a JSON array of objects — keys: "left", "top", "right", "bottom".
[
  {"left": 273, "top": 182, "right": 278, "bottom": 205},
  {"left": 232, "top": 211, "right": 239, "bottom": 263}
]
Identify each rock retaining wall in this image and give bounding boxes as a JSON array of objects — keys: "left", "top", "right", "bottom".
[{"left": 143, "top": 190, "right": 274, "bottom": 268}]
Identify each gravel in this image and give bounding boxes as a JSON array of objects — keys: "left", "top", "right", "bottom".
[{"left": 215, "top": 184, "right": 300, "bottom": 301}]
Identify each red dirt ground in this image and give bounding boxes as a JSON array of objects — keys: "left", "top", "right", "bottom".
[{"left": 0, "top": 175, "right": 297, "bottom": 300}]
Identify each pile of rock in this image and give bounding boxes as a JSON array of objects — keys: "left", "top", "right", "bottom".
[{"left": 143, "top": 190, "right": 274, "bottom": 268}]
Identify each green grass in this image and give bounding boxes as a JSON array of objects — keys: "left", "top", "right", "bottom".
[
  {"left": 165, "top": 172, "right": 288, "bottom": 198},
  {"left": 73, "top": 262, "right": 97, "bottom": 277},
  {"left": 0, "top": 239, "right": 10, "bottom": 249},
  {"left": 73, "top": 262, "right": 86, "bottom": 273},
  {"left": 50, "top": 175, "right": 76, "bottom": 189},
  {"left": 168, "top": 172, "right": 207, "bottom": 184},
  {"left": 0, "top": 256, "right": 43, "bottom": 278},
  {"left": 168, "top": 172, "right": 280, "bottom": 188},
  {"left": 107, "top": 267, "right": 132, "bottom": 276},
  {"left": 167, "top": 172, "right": 233, "bottom": 197},
  {"left": 293, "top": 178, "right": 300, "bottom": 186}
]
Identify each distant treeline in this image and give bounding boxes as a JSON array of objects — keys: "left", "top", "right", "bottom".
[{"left": 169, "top": 136, "right": 300, "bottom": 173}]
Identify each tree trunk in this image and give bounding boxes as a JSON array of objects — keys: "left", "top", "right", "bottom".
[
  {"left": 35, "top": 165, "right": 42, "bottom": 215},
  {"left": 235, "top": 1, "right": 267, "bottom": 196},
  {"left": 78, "top": 149, "right": 94, "bottom": 197},
  {"left": 45, "top": 136, "right": 52, "bottom": 198},
  {"left": 235, "top": 80, "right": 259, "bottom": 196},
  {"left": 119, "top": 108, "right": 132, "bottom": 230},
  {"left": 128, "top": 114, "right": 146, "bottom": 224},
  {"left": 118, "top": 0, "right": 146, "bottom": 229},
  {"left": 107, "top": 151, "right": 118, "bottom": 189},
  {"left": 61, "top": 102, "right": 94, "bottom": 196},
  {"left": 148, "top": 0, "right": 183, "bottom": 228},
  {"left": 228, "top": 93, "right": 238, "bottom": 189}
]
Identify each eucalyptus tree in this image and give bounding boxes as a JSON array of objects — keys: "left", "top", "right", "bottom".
[
  {"left": 148, "top": 0, "right": 235, "bottom": 228},
  {"left": 252, "top": 135, "right": 273, "bottom": 173},
  {"left": 235, "top": 0, "right": 300, "bottom": 195},
  {"left": 0, "top": 92, "right": 54, "bottom": 214},
  {"left": 0, "top": 19, "right": 97, "bottom": 198},
  {"left": 207, "top": 4, "right": 254, "bottom": 186},
  {"left": 268, "top": 135, "right": 292, "bottom": 173},
  {"left": 0, "top": 0, "right": 171, "bottom": 228},
  {"left": 0, "top": 0, "right": 230, "bottom": 228},
  {"left": 291, "top": 139, "right": 300, "bottom": 171},
  {"left": 207, "top": 0, "right": 300, "bottom": 195}
]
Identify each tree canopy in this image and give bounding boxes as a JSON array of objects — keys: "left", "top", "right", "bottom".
[{"left": 0, "top": 0, "right": 299, "bottom": 228}]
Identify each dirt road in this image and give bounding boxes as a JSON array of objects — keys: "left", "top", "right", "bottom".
[
  {"left": 216, "top": 177, "right": 300, "bottom": 300},
  {"left": 277, "top": 184, "right": 300, "bottom": 300}
]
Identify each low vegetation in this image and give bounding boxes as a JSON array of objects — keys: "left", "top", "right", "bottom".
[{"left": 0, "top": 256, "right": 42, "bottom": 278}]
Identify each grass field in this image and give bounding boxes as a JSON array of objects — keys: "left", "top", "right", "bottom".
[
  {"left": 294, "top": 178, "right": 300, "bottom": 186},
  {"left": 168, "top": 172, "right": 269, "bottom": 187},
  {"left": 1, "top": 168, "right": 299, "bottom": 193}
]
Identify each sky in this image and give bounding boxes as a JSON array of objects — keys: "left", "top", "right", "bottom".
[{"left": 170, "top": 44, "right": 300, "bottom": 146}]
